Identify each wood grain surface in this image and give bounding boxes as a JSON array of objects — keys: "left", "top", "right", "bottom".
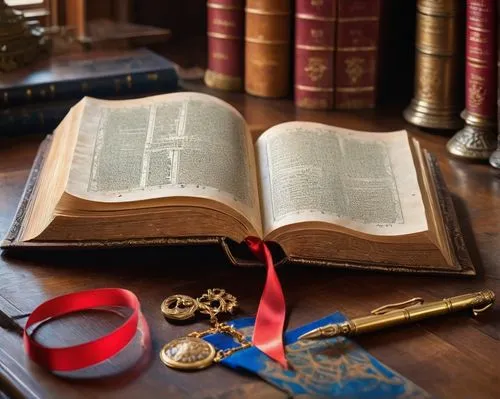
[{"left": 0, "top": 81, "right": 499, "bottom": 399}]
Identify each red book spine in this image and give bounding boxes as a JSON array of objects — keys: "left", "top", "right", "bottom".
[
  {"left": 334, "top": 0, "right": 381, "bottom": 109},
  {"left": 205, "top": 0, "right": 245, "bottom": 91},
  {"left": 465, "top": 0, "right": 497, "bottom": 119},
  {"left": 294, "top": 0, "right": 336, "bottom": 109}
]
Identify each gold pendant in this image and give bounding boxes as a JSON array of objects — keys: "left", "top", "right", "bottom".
[
  {"left": 161, "top": 294, "right": 199, "bottom": 321},
  {"left": 159, "top": 337, "right": 216, "bottom": 370}
]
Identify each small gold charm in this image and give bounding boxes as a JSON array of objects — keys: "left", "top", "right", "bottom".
[
  {"left": 161, "top": 289, "right": 238, "bottom": 322},
  {"left": 161, "top": 294, "right": 199, "bottom": 321},
  {"left": 160, "top": 337, "right": 216, "bottom": 370},
  {"left": 197, "top": 288, "right": 238, "bottom": 318}
]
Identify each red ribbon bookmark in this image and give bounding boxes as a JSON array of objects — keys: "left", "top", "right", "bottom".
[
  {"left": 23, "top": 288, "right": 149, "bottom": 372},
  {"left": 245, "top": 237, "right": 288, "bottom": 369}
]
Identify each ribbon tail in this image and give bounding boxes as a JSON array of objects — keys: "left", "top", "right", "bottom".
[{"left": 245, "top": 237, "right": 288, "bottom": 369}]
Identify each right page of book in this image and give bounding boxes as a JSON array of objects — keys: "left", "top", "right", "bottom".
[{"left": 256, "top": 122, "right": 428, "bottom": 237}]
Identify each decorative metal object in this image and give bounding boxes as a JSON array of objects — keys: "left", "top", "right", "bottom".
[
  {"left": 159, "top": 288, "right": 250, "bottom": 371},
  {"left": 161, "top": 288, "right": 238, "bottom": 323},
  {"left": 447, "top": 0, "right": 498, "bottom": 160},
  {"left": 489, "top": 140, "right": 500, "bottom": 168},
  {"left": 447, "top": 112, "right": 498, "bottom": 160},
  {"left": 160, "top": 337, "right": 217, "bottom": 370},
  {"left": 403, "top": 0, "right": 465, "bottom": 130},
  {"left": 0, "top": 0, "right": 51, "bottom": 73}
]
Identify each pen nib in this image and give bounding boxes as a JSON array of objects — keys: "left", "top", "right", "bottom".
[{"left": 298, "top": 328, "right": 323, "bottom": 340}]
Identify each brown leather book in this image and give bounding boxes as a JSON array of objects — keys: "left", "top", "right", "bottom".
[
  {"left": 0, "top": 92, "right": 475, "bottom": 277},
  {"left": 204, "top": 0, "right": 245, "bottom": 91},
  {"left": 334, "top": 0, "right": 381, "bottom": 109},
  {"left": 294, "top": 0, "right": 336, "bottom": 109},
  {"left": 245, "top": 0, "right": 292, "bottom": 98}
]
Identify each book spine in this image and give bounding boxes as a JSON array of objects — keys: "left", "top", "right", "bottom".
[
  {"left": 334, "top": 0, "right": 381, "bottom": 109},
  {"left": 0, "top": 68, "right": 178, "bottom": 108},
  {"left": 294, "top": 0, "right": 336, "bottom": 109},
  {"left": 245, "top": 0, "right": 292, "bottom": 98},
  {"left": 0, "top": 102, "right": 74, "bottom": 137},
  {"left": 465, "top": 0, "right": 497, "bottom": 120},
  {"left": 205, "top": 0, "right": 245, "bottom": 91}
]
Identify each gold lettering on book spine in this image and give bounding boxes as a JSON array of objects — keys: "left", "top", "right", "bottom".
[
  {"left": 213, "top": 18, "right": 236, "bottom": 28},
  {"left": 345, "top": 57, "right": 365, "bottom": 84},
  {"left": 213, "top": 52, "right": 229, "bottom": 60},
  {"left": 469, "top": 83, "right": 486, "bottom": 108},
  {"left": 296, "top": 97, "right": 329, "bottom": 109},
  {"left": 310, "top": 28, "right": 324, "bottom": 41},
  {"left": 204, "top": 69, "right": 243, "bottom": 91},
  {"left": 305, "top": 57, "right": 327, "bottom": 82}
]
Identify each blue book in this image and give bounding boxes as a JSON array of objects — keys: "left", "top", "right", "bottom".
[{"left": 0, "top": 48, "right": 178, "bottom": 109}]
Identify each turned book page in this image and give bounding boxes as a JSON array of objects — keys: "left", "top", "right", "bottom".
[
  {"left": 256, "top": 122, "right": 428, "bottom": 237},
  {"left": 65, "top": 92, "right": 262, "bottom": 233}
]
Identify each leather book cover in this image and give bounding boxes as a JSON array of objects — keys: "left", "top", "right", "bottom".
[
  {"left": 1, "top": 136, "right": 476, "bottom": 277},
  {"left": 294, "top": 0, "right": 336, "bottom": 109},
  {"left": 334, "top": 0, "right": 381, "bottom": 109},
  {"left": 205, "top": 0, "right": 245, "bottom": 91},
  {"left": 245, "top": 0, "right": 292, "bottom": 98},
  {"left": 465, "top": 0, "right": 497, "bottom": 119},
  {"left": 0, "top": 48, "right": 178, "bottom": 109}
]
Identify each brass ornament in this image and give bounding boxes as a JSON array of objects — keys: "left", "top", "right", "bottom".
[
  {"left": 403, "top": 0, "right": 464, "bottom": 130},
  {"left": 160, "top": 288, "right": 250, "bottom": 371},
  {"left": 161, "top": 288, "right": 238, "bottom": 322},
  {"left": 161, "top": 294, "right": 199, "bottom": 321},
  {"left": 446, "top": 111, "right": 497, "bottom": 160},
  {"left": 0, "top": 0, "right": 51, "bottom": 73},
  {"left": 159, "top": 337, "right": 216, "bottom": 370},
  {"left": 197, "top": 288, "right": 238, "bottom": 319},
  {"left": 489, "top": 137, "right": 500, "bottom": 169}
]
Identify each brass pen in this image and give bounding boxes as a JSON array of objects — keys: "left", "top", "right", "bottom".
[{"left": 299, "top": 289, "right": 495, "bottom": 340}]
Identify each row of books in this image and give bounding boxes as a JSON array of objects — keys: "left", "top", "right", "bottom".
[{"left": 204, "top": 0, "right": 382, "bottom": 110}]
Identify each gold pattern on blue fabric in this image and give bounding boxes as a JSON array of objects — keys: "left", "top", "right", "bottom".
[{"left": 259, "top": 338, "right": 431, "bottom": 398}]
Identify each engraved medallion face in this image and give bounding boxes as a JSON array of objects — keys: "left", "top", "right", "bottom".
[
  {"left": 161, "top": 294, "right": 198, "bottom": 321},
  {"left": 160, "top": 337, "right": 216, "bottom": 370}
]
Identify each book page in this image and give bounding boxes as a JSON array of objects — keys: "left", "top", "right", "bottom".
[
  {"left": 65, "top": 92, "right": 261, "bottom": 233},
  {"left": 256, "top": 122, "right": 428, "bottom": 237}
]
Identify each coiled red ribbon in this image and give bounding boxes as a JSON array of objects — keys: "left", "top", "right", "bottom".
[
  {"left": 24, "top": 240, "right": 287, "bottom": 372},
  {"left": 23, "top": 288, "right": 149, "bottom": 372}
]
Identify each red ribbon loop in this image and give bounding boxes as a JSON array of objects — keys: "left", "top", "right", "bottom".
[
  {"left": 23, "top": 288, "right": 148, "bottom": 372},
  {"left": 245, "top": 237, "right": 288, "bottom": 369}
]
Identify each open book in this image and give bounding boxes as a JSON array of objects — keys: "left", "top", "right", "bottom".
[{"left": 1, "top": 92, "right": 475, "bottom": 275}]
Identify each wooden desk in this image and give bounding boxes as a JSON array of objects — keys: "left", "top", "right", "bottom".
[{"left": 0, "top": 83, "right": 499, "bottom": 399}]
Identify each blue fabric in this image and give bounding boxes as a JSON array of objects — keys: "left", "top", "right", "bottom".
[{"left": 204, "top": 312, "right": 431, "bottom": 398}]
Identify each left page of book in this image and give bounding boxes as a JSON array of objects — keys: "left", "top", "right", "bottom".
[{"left": 63, "top": 92, "right": 262, "bottom": 236}]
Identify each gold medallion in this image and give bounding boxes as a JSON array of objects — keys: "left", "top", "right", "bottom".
[
  {"left": 161, "top": 294, "right": 199, "bottom": 321},
  {"left": 160, "top": 337, "right": 216, "bottom": 370}
]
